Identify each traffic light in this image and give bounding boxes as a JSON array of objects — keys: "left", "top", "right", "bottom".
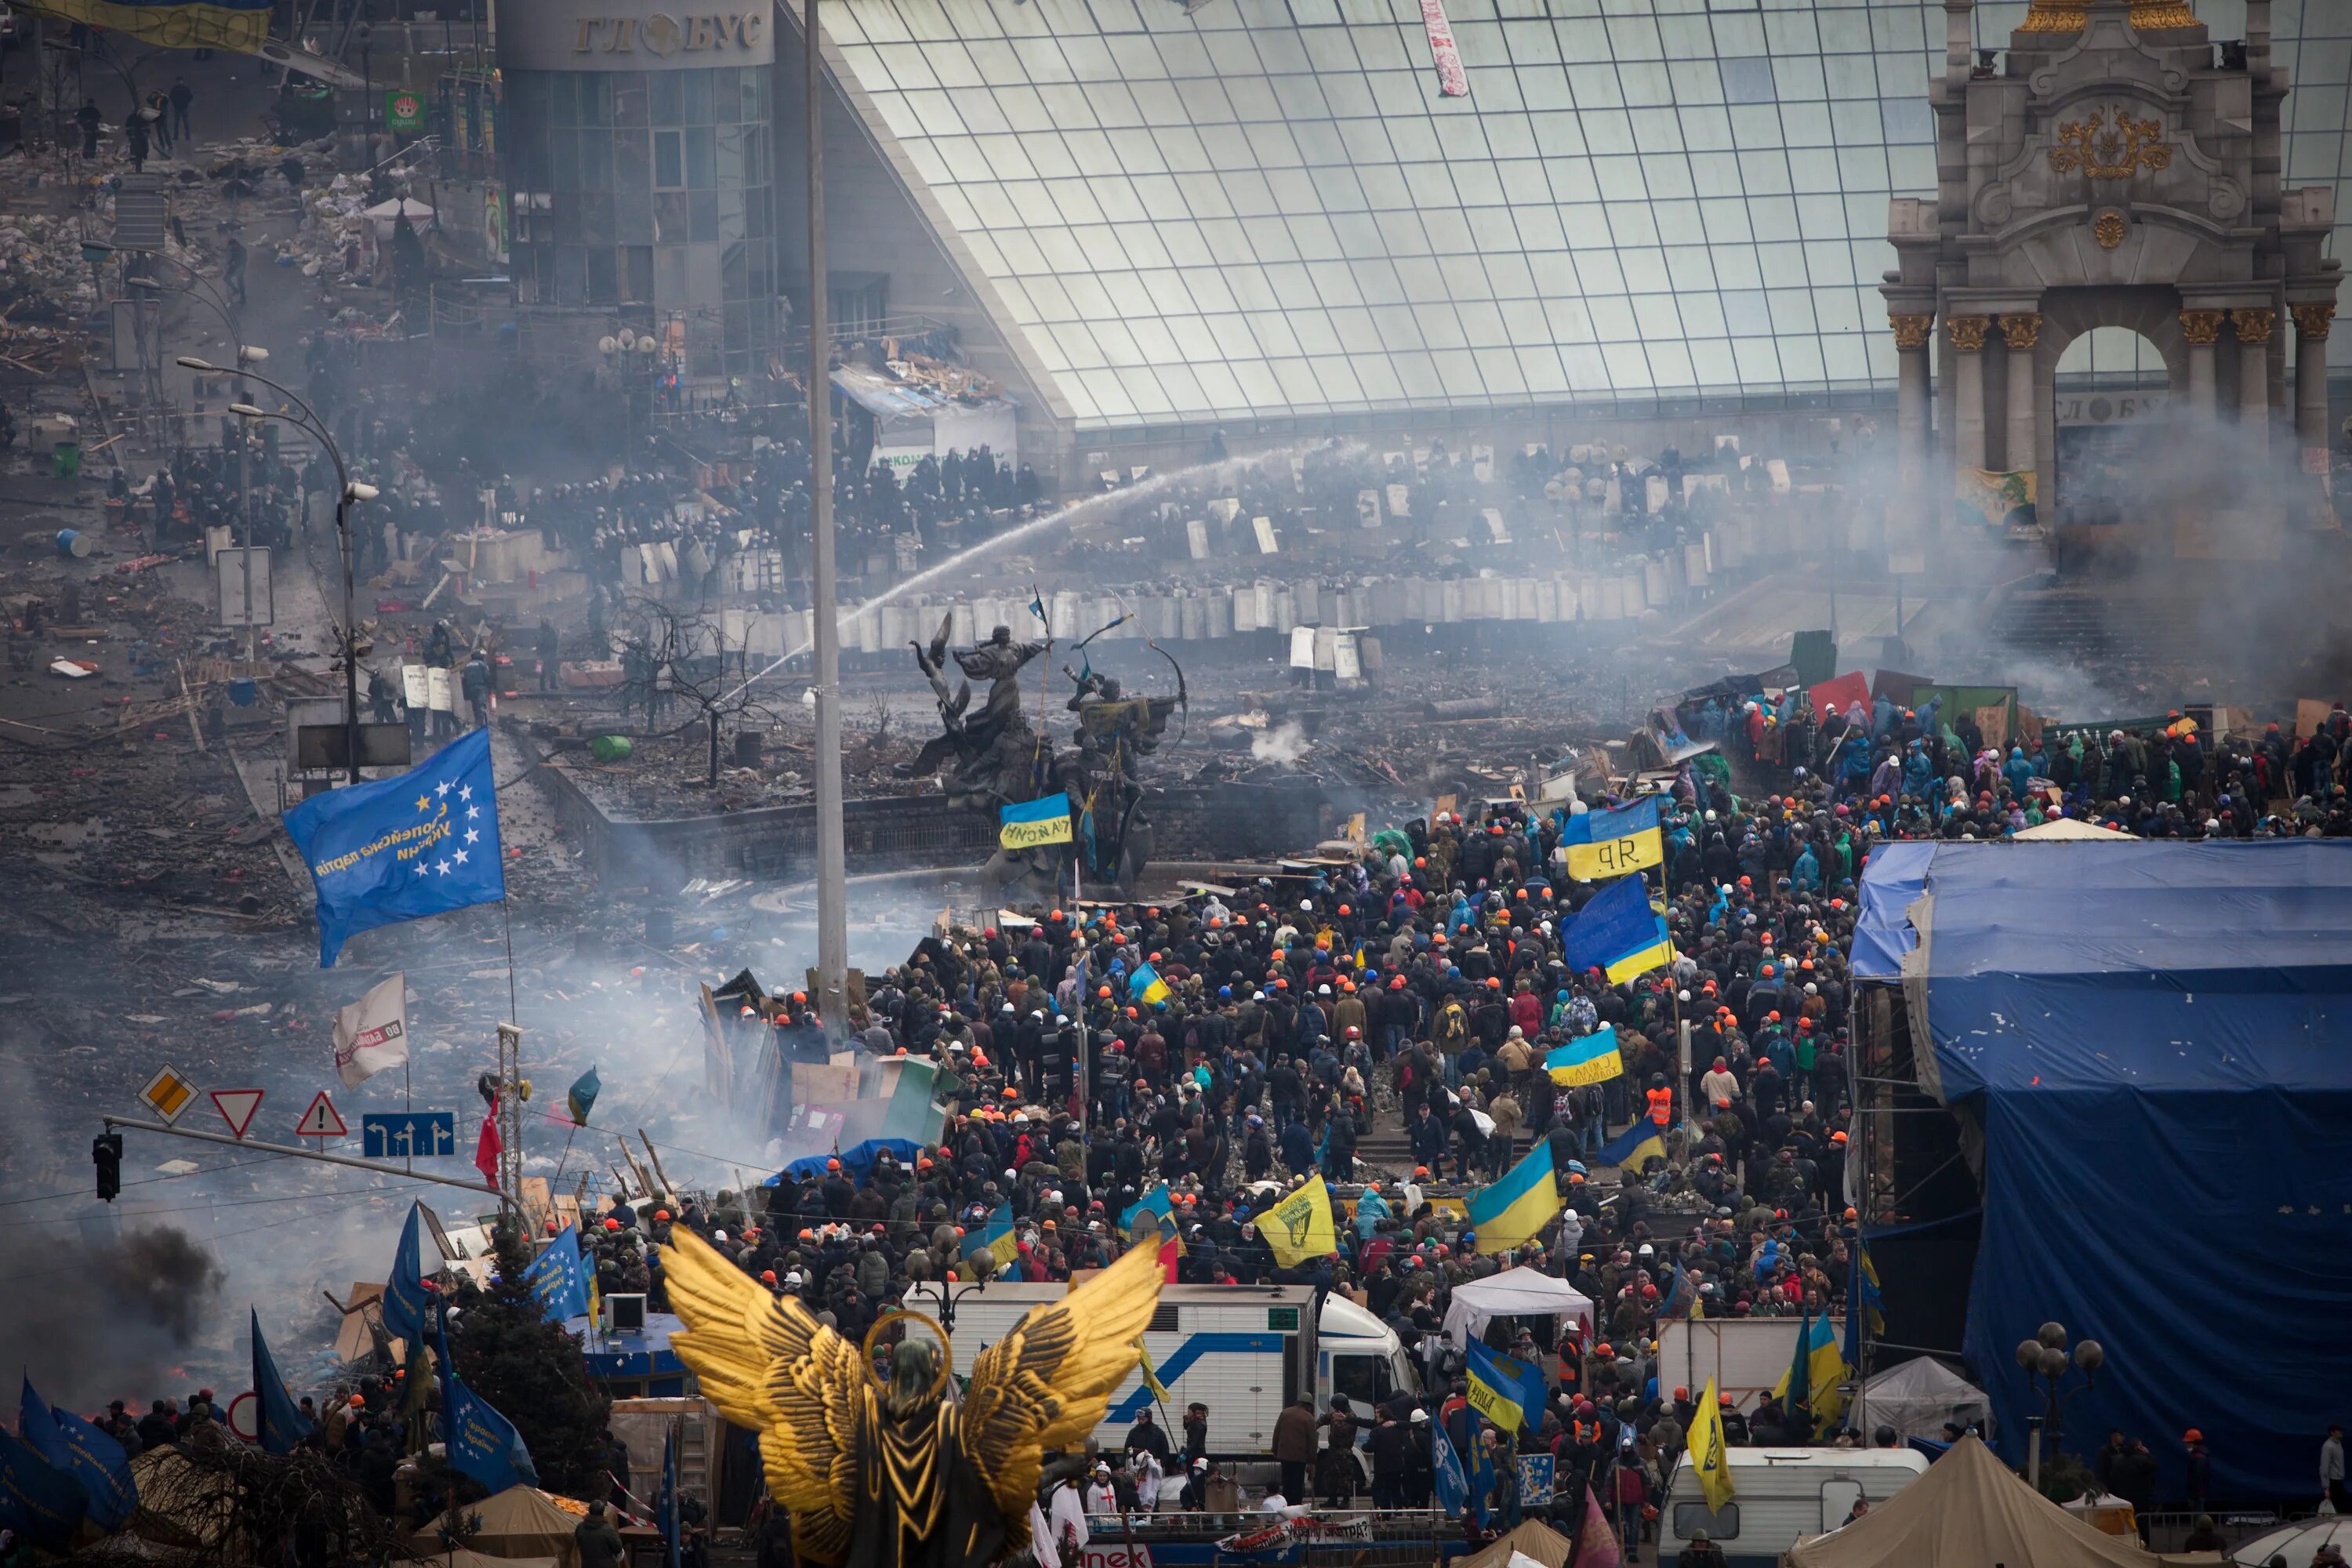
[{"left": 93, "top": 1132, "right": 122, "bottom": 1202}]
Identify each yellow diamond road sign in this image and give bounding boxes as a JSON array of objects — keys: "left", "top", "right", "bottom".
[{"left": 141, "top": 1065, "right": 198, "bottom": 1125}]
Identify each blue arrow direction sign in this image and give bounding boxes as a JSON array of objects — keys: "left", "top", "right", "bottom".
[{"left": 362, "top": 1112, "right": 456, "bottom": 1160}]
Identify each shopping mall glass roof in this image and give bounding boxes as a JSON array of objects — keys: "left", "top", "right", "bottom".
[{"left": 820, "top": 0, "right": 2351, "bottom": 429}]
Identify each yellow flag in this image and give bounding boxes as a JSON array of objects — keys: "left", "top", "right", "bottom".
[
  {"left": 1687, "top": 1377, "right": 1736, "bottom": 1512},
  {"left": 1260, "top": 1174, "right": 1338, "bottom": 1267},
  {"left": 1138, "top": 1338, "right": 1171, "bottom": 1401}
]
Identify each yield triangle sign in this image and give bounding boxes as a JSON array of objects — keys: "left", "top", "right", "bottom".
[
  {"left": 211, "top": 1088, "right": 266, "bottom": 1140},
  {"left": 295, "top": 1090, "right": 347, "bottom": 1140}
]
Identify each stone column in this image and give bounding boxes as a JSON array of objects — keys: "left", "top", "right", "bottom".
[
  {"left": 2179, "top": 309, "right": 2224, "bottom": 419},
  {"left": 2292, "top": 303, "right": 2336, "bottom": 464},
  {"left": 1890, "top": 314, "right": 1934, "bottom": 488},
  {"left": 1999, "top": 314, "right": 2041, "bottom": 474},
  {"left": 2233, "top": 307, "right": 2276, "bottom": 457},
  {"left": 1947, "top": 315, "right": 1991, "bottom": 473}
]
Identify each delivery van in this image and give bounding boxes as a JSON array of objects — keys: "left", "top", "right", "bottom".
[
  {"left": 902, "top": 1280, "right": 1417, "bottom": 1457},
  {"left": 1660, "top": 1447, "right": 1929, "bottom": 1568}
]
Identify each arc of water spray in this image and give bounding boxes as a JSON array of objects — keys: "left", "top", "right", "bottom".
[{"left": 711, "top": 445, "right": 1357, "bottom": 709}]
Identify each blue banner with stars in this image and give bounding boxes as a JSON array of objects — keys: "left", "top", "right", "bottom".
[{"left": 284, "top": 728, "right": 506, "bottom": 967}]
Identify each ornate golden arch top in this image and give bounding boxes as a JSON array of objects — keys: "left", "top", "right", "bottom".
[
  {"left": 2018, "top": 0, "right": 2200, "bottom": 33},
  {"left": 2049, "top": 107, "right": 2172, "bottom": 178}
]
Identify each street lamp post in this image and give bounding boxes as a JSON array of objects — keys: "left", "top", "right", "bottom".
[
  {"left": 187, "top": 355, "right": 377, "bottom": 785},
  {"left": 804, "top": 0, "right": 849, "bottom": 1039},
  {"left": 135, "top": 271, "right": 269, "bottom": 663},
  {"left": 2014, "top": 1319, "right": 2105, "bottom": 1493}
]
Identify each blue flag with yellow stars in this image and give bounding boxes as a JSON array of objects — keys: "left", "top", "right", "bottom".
[{"left": 284, "top": 728, "right": 506, "bottom": 967}]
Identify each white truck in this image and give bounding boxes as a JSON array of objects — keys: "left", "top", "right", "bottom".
[
  {"left": 902, "top": 1280, "right": 1417, "bottom": 1457},
  {"left": 1660, "top": 1446, "right": 1929, "bottom": 1568}
]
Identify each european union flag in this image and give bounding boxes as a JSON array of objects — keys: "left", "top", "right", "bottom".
[
  {"left": 524, "top": 1221, "right": 590, "bottom": 1323},
  {"left": 380, "top": 1202, "right": 430, "bottom": 1348},
  {"left": 442, "top": 1368, "right": 538, "bottom": 1493},
  {"left": 250, "top": 1309, "right": 315, "bottom": 1455},
  {"left": 284, "top": 728, "right": 506, "bottom": 967},
  {"left": 20, "top": 1377, "right": 133, "bottom": 1533},
  {"left": 0, "top": 1422, "right": 85, "bottom": 1548}
]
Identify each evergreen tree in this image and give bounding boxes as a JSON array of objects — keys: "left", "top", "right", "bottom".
[{"left": 451, "top": 1221, "right": 612, "bottom": 1500}]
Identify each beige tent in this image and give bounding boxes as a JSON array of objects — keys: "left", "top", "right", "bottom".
[
  {"left": 404, "top": 1549, "right": 559, "bottom": 1568},
  {"left": 1448, "top": 1519, "right": 1577, "bottom": 1568},
  {"left": 410, "top": 1486, "right": 586, "bottom": 1568},
  {"left": 1787, "top": 1436, "right": 2222, "bottom": 1568},
  {"left": 2014, "top": 817, "right": 2134, "bottom": 840}
]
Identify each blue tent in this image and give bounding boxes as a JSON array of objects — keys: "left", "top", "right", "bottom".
[
  {"left": 1852, "top": 840, "right": 2352, "bottom": 1499},
  {"left": 767, "top": 1136, "right": 925, "bottom": 1185}
]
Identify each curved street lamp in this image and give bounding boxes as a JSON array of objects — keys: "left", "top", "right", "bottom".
[{"left": 186, "top": 356, "right": 379, "bottom": 784}]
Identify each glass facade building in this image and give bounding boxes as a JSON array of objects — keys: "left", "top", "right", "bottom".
[
  {"left": 814, "top": 0, "right": 2351, "bottom": 431},
  {"left": 503, "top": 63, "right": 778, "bottom": 378}
]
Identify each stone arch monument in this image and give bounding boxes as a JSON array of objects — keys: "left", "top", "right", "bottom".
[{"left": 1882, "top": 0, "right": 2341, "bottom": 549}]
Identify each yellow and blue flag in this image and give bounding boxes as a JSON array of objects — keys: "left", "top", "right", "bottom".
[
  {"left": 1844, "top": 1239, "right": 1883, "bottom": 1369},
  {"left": 1596, "top": 1116, "right": 1668, "bottom": 1173},
  {"left": 1138, "top": 1338, "right": 1173, "bottom": 1401},
  {"left": 1546, "top": 1024, "right": 1626, "bottom": 1087},
  {"left": 1560, "top": 797, "right": 1664, "bottom": 881},
  {"left": 1561, "top": 873, "right": 1678, "bottom": 984},
  {"left": 1773, "top": 1308, "right": 1849, "bottom": 1436},
  {"left": 1464, "top": 1338, "right": 1548, "bottom": 1434},
  {"left": 965, "top": 1203, "right": 1023, "bottom": 1275},
  {"left": 1465, "top": 1140, "right": 1562, "bottom": 1254},
  {"left": 1121, "top": 1184, "right": 1174, "bottom": 1239},
  {"left": 283, "top": 727, "right": 506, "bottom": 967},
  {"left": 1129, "top": 962, "right": 1172, "bottom": 1005},
  {"left": 1687, "top": 1377, "right": 1736, "bottom": 1512},
  {"left": 17, "top": 0, "right": 273, "bottom": 53},
  {"left": 19, "top": 1377, "right": 135, "bottom": 1533},
  {"left": 567, "top": 1065, "right": 601, "bottom": 1127},
  {"left": 998, "top": 792, "right": 1073, "bottom": 850}
]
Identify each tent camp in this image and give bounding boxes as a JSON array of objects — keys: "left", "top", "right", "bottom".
[
  {"left": 410, "top": 1486, "right": 585, "bottom": 1568},
  {"left": 1786, "top": 1436, "right": 2220, "bottom": 1568},
  {"left": 1441, "top": 1265, "right": 1595, "bottom": 1348},
  {"left": 1446, "top": 1519, "right": 1579, "bottom": 1568},
  {"left": 1846, "top": 1358, "right": 1990, "bottom": 1444}
]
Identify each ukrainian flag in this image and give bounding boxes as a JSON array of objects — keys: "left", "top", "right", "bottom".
[
  {"left": 1464, "top": 1338, "right": 1548, "bottom": 1434},
  {"left": 1465, "top": 1141, "right": 1561, "bottom": 1254},
  {"left": 1546, "top": 1025, "right": 1626, "bottom": 1087},
  {"left": 1121, "top": 1185, "right": 1174, "bottom": 1240},
  {"left": 1128, "top": 962, "right": 1172, "bottom": 1005},
  {"left": 1596, "top": 1116, "right": 1668, "bottom": 1173},
  {"left": 1561, "top": 874, "right": 1679, "bottom": 983},
  {"left": 963, "top": 1204, "right": 1022, "bottom": 1276},
  {"left": 1773, "top": 1309, "right": 1849, "bottom": 1436},
  {"left": 1559, "top": 797, "right": 1664, "bottom": 881},
  {"left": 999, "top": 792, "right": 1074, "bottom": 850},
  {"left": 1844, "top": 1240, "right": 1883, "bottom": 1370}
]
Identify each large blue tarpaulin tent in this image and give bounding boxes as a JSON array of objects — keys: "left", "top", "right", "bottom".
[{"left": 1850, "top": 839, "right": 2352, "bottom": 1497}]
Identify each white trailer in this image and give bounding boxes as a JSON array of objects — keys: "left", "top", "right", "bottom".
[{"left": 902, "top": 1281, "right": 1416, "bottom": 1457}]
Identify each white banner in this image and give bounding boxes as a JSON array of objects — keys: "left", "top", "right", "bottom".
[{"left": 333, "top": 973, "right": 410, "bottom": 1088}]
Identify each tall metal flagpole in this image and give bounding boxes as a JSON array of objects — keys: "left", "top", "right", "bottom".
[{"left": 806, "top": 0, "right": 849, "bottom": 1040}]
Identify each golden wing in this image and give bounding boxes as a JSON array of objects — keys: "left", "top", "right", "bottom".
[
  {"left": 662, "top": 1227, "right": 868, "bottom": 1566},
  {"left": 961, "top": 1241, "right": 1165, "bottom": 1535}
]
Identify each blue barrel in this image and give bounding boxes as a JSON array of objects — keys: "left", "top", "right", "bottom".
[{"left": 55, "top": 528, "right": 89, "bottom": 558}]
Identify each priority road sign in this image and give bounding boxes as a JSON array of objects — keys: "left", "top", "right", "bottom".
[
  {"left": 361, "top": 1111, "right": 456, "bottom": 1160},
  {"left": 295, "top": 1090, "right": 347, "bottom": 1141},
  {"left": 140, "top": 1065, "right": 198, "bottom": 1124},
  {"left": 210, "top": 1088, "right": 265, "bottom": 1140}
]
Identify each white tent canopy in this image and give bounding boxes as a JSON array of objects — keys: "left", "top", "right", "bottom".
[
  {"left": 2014, "top": 817, "right": 2133, "bottom": 840},
  {"left": 1848, "top": 1357, "right": 1991, "bottom": 1443},
  {"left": 1443, "top": 1265, "right": 1595, "bottom": 1348}
]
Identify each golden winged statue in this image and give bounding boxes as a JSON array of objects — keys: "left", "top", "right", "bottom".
[{"left": 661, "top": 1229, "right": 1163, "bottom": 1568}]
